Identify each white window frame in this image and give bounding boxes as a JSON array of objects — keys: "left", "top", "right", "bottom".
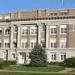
[
  {"left": 50, "top": 25, "right": 57, "bottom": 35},
  {"left": 21, "top": 27, "right": 28, "bottom": 35},
  {"left": 4, "top": 41, "right": 10, "bottom": 48},
  {"left": 60, "top": 38, "right": 67, "bottom": 48},
  {"left": 51, "top": 53, "right": 57, "bottom": 61},
  {"left": 30, "top": 26, "right": 37, "bottom": 34},
  {"left": 50, "top": 38, "right": 56, "bottom": 48},
  {"left": 60, "top": 53, "right": 66, "bottom": 60},
  {"left": 60, "top": 25, "right": 67, "bottom": 34}
]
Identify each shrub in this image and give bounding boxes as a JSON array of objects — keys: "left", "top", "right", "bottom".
[
  {"left": 30, "top": 44, "right": 47, "bottom": 67},
  {"left": 48, "top": 62, "right": 60, "bottom": 65},
  {"left": 60, "top": 57, "right": 75, "bottom": 67},
  {"left": 0, "top": 58, "right": 4, "bottom": 69},
  {"left": 3, "top": 60, "right": 17, "bottom": 66}
]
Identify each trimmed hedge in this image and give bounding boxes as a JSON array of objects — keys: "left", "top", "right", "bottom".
[
  {"left": 3, "top": 60, "right": 17, "bottom": 67},
  {"left": 60, "top": 57, "right": 75, "bottom": 67},
  {"left": 48, "top": 62, "right": 60, "bottom": 65},
  {"left": 0, "top": 60, "right": 17, "bottom": 69}
]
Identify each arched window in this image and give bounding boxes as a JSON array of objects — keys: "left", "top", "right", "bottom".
[{"left": 5, "top": 29, "right": 10, "bottom": 35}]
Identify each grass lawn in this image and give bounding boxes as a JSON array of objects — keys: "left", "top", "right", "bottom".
[
  {"left": 5, "top": 65, "right": 65, "bottom": 72},
  {"left": 0, "top": 72, "right": 75, "bottom": 75}
]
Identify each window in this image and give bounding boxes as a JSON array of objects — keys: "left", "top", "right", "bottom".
[
  {"left": 41, "top": 41, "right": 46, "bottom": 48},
  {"left": 12, "top": 53, "right": 15, "bottom": 58},
  {"left": 22, "top": 42, "right": 28, "bottom": 48},
  {"left": 0, "top": 43, "right": 1, "bottom": 48},
  {"left": 50, "top": 38, "right": 56, "bottom": 48},
  {"left": 5, "top": 42, "right": 10, "bottom": 48},
  {"left": 5, "top": 29, "right": 10, "bottom": 35},
  {"left": 22, "top": 29, "right": 28, "bottom": 35},
  {"left": 30, "top": 27, "right": 37, "bottom": 34},
  {"left": 20, "top": 52, "right": 26, "bottom": 60},
  {"left": 60, "top": 12, "right": 68, "bottom": 15},
  {"left": 31, "top": 42, "right": 36, "bottom": 48},
  {"left": 61, "top": 53, "right": 66, "bottom": 60},
  {"left": 0, "top": 30, "right": 2, "bottom": 35},
  {"left": 50, "top": 13, "right": 58, "bottom": 16},
  {"left": 60, "top": 25, "right": 67, "bottom": 34},
  {"left": 50, "top": 26, "right": 57, "bottom": 35},
  {"left": 51, "top": 53, "right": 57, "bottom": 60},
  {"left": 13, "top": 42, "right": 17, "bottom": 48},
  {"left": 22, "top": 27, "right": 28, "bottom": 35},
  {"left": 60, "top": 38, "right": 67, "bottom": 48}
]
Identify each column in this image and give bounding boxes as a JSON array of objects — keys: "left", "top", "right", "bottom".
[
  {"left": 10, "top": 26, "right": 14, "bottom": 49},
  {"left": 37, "top": 24, "right": 41, "bottom": 45},
  {"left": 46, "top": 25, "right": 49, "bottom": 48},
  {"left": 1, "top": 27, "right": 4, "bottom": 48},
  {"left": 27, "top": 26, "right": 30, "bottom": 48},
  {"left": 17, "top": 26, "right": 21, "bottom": 49},
  {"left": 56, "top": 25, "right": 60, "bottom": 48}
]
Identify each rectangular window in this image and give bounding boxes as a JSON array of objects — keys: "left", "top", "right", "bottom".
[
  {"left": 51, "top": 53, "right": 56, "bottom": 60},
  {"left": 12, "top": 53, "right": 15, "bottom": 58},
  {"left": 31, "top": 42, "right": 36, "bottom": 48},
  {"left": 5, "top": 42, "right": 10, "bottom": 48},
  {"left": 61, "top": 53, "right": 66, "bottom": 60},
  {"left": 0, "top": 43, "right": 1, "bottom": 48},
  {"left": 22, "top": 42, "right": 28, "bottom": 48},
  {"left": 0, "top": 30, "right": 2, "bottom": 35},
  {"left": 22, "top": 27, "right": 28, "bottom": 35},
  {"left": 50, "top": 38, "right": 56, "bottom": 48},
  {"left": 50, "top": 26, "right": 57, "bottom": 35},
  {"left": 60, "top": 25, "right": 67, "bottom": 34},
  {"left": 60, "top": 38, "right": 67, "bottom": 48},
  {"left": 30, "top": 27, "right": 37, "bottom": 34}
]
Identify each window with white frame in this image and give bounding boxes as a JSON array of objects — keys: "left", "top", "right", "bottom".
[
  {"left": 30, "top": 26, "right": 37, "bottom": 34},
  {"left": 60, "top": 25, "right": 67, "bottom": 34},
  {"left": 50, "top": 26, "right": 57, "bottom": 35},
  {"left": 5, "top": 42, "right": 10, "bottom": 48},
  {"left": 41, "top": 40, "right": 46, "bottom": 48},
  {"left": 21, "top": 42, "right": 28, "bottom": 48},
  {"left": 12, "top": 53, "right": 15, "bottom": 58},
  {"left": 21, "top": 27, "right": 28, "bottom": 35},
  {"left": 60, "top": 53, "right": 66, "bottom": 60},
  {"left": 51, "top": 53, "right": 57, "bottom": 60},
  {"left": 31, "top": 42, "right": 36, "bottom": 48},
  {"left": 60, "top": 38, "right": 67, "bottom": 48},
  {"left": 50, "top": 38, "right": 56, "bottom": 48}
]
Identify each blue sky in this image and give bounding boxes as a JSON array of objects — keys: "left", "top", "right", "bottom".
[{"left": 0, "top": 0, "right": 75, "bottom": 12}]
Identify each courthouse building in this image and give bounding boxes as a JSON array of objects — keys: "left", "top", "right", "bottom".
[{"left": 0, "top": 8, "right": 75, "bottom": 64}]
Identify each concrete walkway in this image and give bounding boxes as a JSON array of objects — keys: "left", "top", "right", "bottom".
[{"left": 59, "top": 67, "right": 74, "bottom": 73}]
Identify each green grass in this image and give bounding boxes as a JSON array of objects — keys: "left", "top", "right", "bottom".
[
  {"left": 0, "top": 72, "right": 75, "bottom": 75},
  {"left": 5, "top": 65, "right": 64, "bottom": 72}
]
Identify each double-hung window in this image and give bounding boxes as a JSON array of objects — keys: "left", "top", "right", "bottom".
[
  {"left": 60, "top": 25, "right": 67, "bottom": 34},
  {"left": 60, "top": 38, "right": 67, "bottom": 48},
  {"left": 50, "top": 26, "right": 57, "bottom": 35},
  {"left": 50, "top": 38, "right": 56, "bottom": 48}
]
